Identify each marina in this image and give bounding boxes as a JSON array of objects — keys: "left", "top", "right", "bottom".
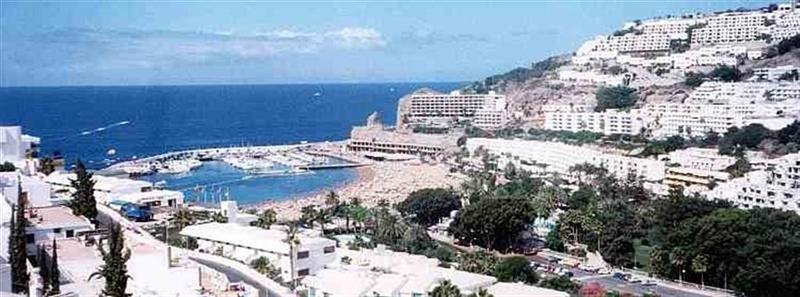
[{"left": 100, "top": 141, "right": 370, "bottom": 206}]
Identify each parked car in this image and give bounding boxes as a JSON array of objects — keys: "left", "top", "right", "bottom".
[
  {"left": 642, "top": 279, "right": 658, "bottom": 287},
  {"left": 612, "top": 272, "right": 626, "bottom": 280},
  {"left": 121, "top": 203, "right": 153, "bottom": 222}
]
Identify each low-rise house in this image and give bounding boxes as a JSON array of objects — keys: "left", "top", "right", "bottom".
[
  {"left": 113, "top": 189, "right": 184, "bottom": 208},
  {"left": 0, "top": 172, "right": 58, "bottom": 207},
  {"left": 24, "top": 205, "right": 95, "bottom": 254},
  {"left": 180, "top": 222, "right": 337, "bottom": 281},
  {"left": 706, "top": 153, "right": 800, "bottom": 213}
]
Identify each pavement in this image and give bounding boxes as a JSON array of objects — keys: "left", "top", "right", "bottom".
[{"left": 528, "top": 255, "right": 731, "bottom": 297}]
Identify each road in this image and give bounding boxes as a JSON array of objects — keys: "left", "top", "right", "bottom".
[{"left": 528, "top": 255, "right": 730, "bottom": 297}]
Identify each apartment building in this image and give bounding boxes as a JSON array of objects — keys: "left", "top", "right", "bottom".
[
  {"left": 472, "top": 95, "right": 509, "bottom": 130},
  {"left": 639, "top": 18, "right": 701, "bottom": 39},
  {"left": 466, "top": 138, "right": 666, "bottom": 182},
  {"left": 706, "top": 153, "right": 800, "bottom": 214},
  {"left": 769, "top": 9, "right": 800, "bottom": 41},
  {"left": 0, "top": 126, "right": 40, "bottom": 166},
  {"left": 664, "top": 167, "right": 730, "bottom": 192},
  {"left": 691, "top": 12, "right": 766, "bottom": 45},
  {"left": 609, "top": 33, "right": 672, "bottom": 53},
  {"left": 557, "top": 70, "right": 629, "bottom": 86},
  {"left": 181, "top": 222, "right": 338, "bottom": 281},
  {"left": 348, "top": 113, "right": 459, "bottom": 156},
  {"left": 396, "top": 90, "right": 507, "bottom": 128},
  {"left": 753, "top": 65, "right": 800, "bottom": 81},
  {"left": 661, "top": 147, "right": 737, "bottom": 171},
  {"left": 543, "top": 108, "right": 647, "bottom": 136}
]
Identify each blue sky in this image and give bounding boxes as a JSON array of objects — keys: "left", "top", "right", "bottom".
[{"left": 0, "top": 1, "right": 775, "bottom": 86}]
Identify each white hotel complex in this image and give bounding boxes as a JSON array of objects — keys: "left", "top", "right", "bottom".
[
  {"left": 706, "top": 153, "right": 800, "bottom": 214},
  {"left": 396, "top": 90, "right": 508, "bottom": 131},
  {"left": 542, "top": 81, "right": 800, "bottom": 139},
  {"left": 466, "top": 138, "right": 666, "bottom": 182}
]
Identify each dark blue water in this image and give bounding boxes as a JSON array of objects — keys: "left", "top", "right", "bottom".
[
  {"left": 0, "top": 83, "right": 461, "bottom": 166},
  {"left": 0, "top": 83, "right": 462, "bottom": 204}
]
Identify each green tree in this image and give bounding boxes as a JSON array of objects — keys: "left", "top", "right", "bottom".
[
  {"left": 254, "top": 209, "right": 277, "bottom": 229},
  {"left": 10, "top": 183, "right": 30, "bottom": 294},
  {"left": 684, "top": 72, "right": 706, "bottom": 87},
  {"left": 692, "top": 254, "right": 709, "bottom": 288},
  {"left": 494, "top": 256, "right": 539, "bottom": 284},
  {"left": 171, "top": 209, "right": 196, "bottom": 231},
  {"left": 457, "top": 251, "right": 498, "bottom": 276},
  {"left": 430, "top": 280, "right": 461, "bottom": 297},
  {"left": 546, "top": 223, "right": 566, "bottom": 252},
  {"left": 397, "top": 188, "right": 462, "bottom": 227},
  {"left": 0, "top": 161, "right": 17, "bottom": 172},
  {"left": 448, "top": 197, "right": 534, "bottom": 251},
  {"left": 90, "top": 223, "right": 132, "bottom": 297},
  {"left": 39, "top": 157, "right": 57, "bottom": 175},
  {"left": 594, "top": 86, "right": 638, "bottom": 112},
  {"left": 468, "top": 288, "right": 494, "bottom": 297},
  {"left": 49, "top": 239, "right": 61, "bottom": 295},
  {"left": 283, "top": 222, "right": 301, "bottom": 287},
  {"left": 38, "top": 244, "right": 51, "bottom": 295},
  {"left": 709, "top": 65, "right": 742, "bottom": 82},
  {"left": 249, "top": 256, "right": 283, "bottom": 282},
  {"left": 68, "top": 159, "right": 98, "bottom": 221},
  {"left": 539, "top": 276, "right": 579, "bottom": 294}
]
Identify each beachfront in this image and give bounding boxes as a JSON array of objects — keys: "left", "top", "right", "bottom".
[{"left": 260, "top": 160, "right": 466, "bottom": 219}]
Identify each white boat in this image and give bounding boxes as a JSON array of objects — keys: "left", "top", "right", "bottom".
[{"left": 160, "top": 159, "right": 202, "bottom": 174}]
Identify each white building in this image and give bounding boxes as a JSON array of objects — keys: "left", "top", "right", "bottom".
[
  {"left": 661, "top": 148, "right": 737, "bottom": 171},
  {"left": 466, "top": 138, "right": 666, "bottom": 182},
  {"left": 113, "top": 189, "right": 184, "bottom": 208},
  {"left": 0, "top": 172, "right": 57, "bottom": 207},
  {"left": 543, "top": 109, "right": 647, "bottom": 136},
  {"left": 302, "top": 246, "right": 568, "bottom": 297},
  {"left": 752, "top": 65, "right": 800, "bottom": 81},
  {"left": 44, "top": 172, "right": 154, "bottom": 203},
  {"left": 706, "top": 153, "right": 800, "bottom": 214},
  {"left": 24, "top": 205, "right": 95, "bottom": 254},
  {"left": 348, "top": 113, "right": 460, "bottom": 157},
  {"left": 557, "top": 70, "right": 628, "bottom": 86},
  {"left": 691, "top": 12, "right": 766, "bottom": 45},
  {"left": 180, "top": 222, "right": 337, "bottom": 281},
  {"left": 472, "top": 96, "right": 509, "bottom": 131},
  {"left": 396, "top": 90, "right": 507, "bottom": 128},
  {"left": 0, "top": 126, "right": 40, "bottom": 166},
  {"left": 0, "top": 193, "right": 12, "bottom": 294},
  {"left": 769, "top": 9, "right": 800, "bottom": 42}
]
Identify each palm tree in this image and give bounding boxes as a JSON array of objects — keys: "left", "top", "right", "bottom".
[
  {"left": 692, "top": 254, "right": 709, "bottom": 288},
  {"left": 316, "top": 209, "right": 333, "bottom": 234},
  {"left": 430, "top": 280, "right": 461, "bottom": 297},
  {"left": 300, "top": 205, "right": 319, "bottom": 229},
  {"left": 376, "top": 213, "right": 407, "bottom": 244},
  {"left": 171, "top": 209, "right": 196, "bottom": 231},
  {"left": 324, "top": 191, "right": 339, "bottom": 208},
  {"left": 468, "top": 288, "right": 494, "bottom": 297},
  {"left": 669, "top": 247, "right": 687, "bottom": 282},
  {"left": 249, "top": 256, "right": 282, "bottom": 282},
  {"left": 255, "top": 209, "right": 277, "bottom": 229},
  {"left": 210, "top": 212, "right": 227, "bottom": 223},
  {"left": 283, "top": 222, "right": 301, "bottom": 287}
]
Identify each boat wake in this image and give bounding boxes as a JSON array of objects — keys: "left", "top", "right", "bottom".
[{"left": 80, "top": 121, "right": 130, "bottom": 136}]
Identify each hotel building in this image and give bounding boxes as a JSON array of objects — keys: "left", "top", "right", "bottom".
[
  {"left": 348, "top": 113, "right": 459, "bottom": 157},
  {"left": 769, "top": 9, "right": 800, "bottom": 42},
  {"left": 302, "top": 245, "right": 568, "bottom": 297},
  {"left": 661, "top": 148, "right": 737, "bottom": 171},
  {"left": 396, "top": 90, "right": 507, "bottom": 130},
  {"left": 181, "top": 222, "right": 338, "bottom": 281},
  {"left": 690, "top": 12, "right": 766, "bottom": 45},
  {"left": 752, "top": 65, "right": 800, "bottom": 81},
  {"left": 663, "top": 167, "right": 730, "bottom": 193},
  {"left": 706, "top": 153, "right": 800, "bottom": 214},
  {"left": 543, "top": 109, "right": 647, "bottom": 136},
  {"left": 465, "top": 138, "right": 666, "bottom": 182}
]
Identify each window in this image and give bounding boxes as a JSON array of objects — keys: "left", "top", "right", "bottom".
[
  {"left": 323, "top": 246, "right": 335, "bottom": 254},
  {"left": 66, "top": 230, "right": 74, "bottom": 238},
  {"left": 25, "top": 234, "right": 35, "bottom": 244},
  {"left": 298, "top": 269, "right": 310, "bottom": 276},
  {"left": 53, "top": 228, "right": 62, "bottom": 233},
  {"left": 297, "top": 251, "right": 310, "bottom": 259}
]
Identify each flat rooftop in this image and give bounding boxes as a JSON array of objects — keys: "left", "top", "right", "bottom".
[
  {"left": 25, "top": 206, "right": 94, "bottom": 230},
  {"left": 180, "top": 222, "right": 335, "bottom": 254}
]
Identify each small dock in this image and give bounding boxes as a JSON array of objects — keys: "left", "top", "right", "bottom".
[{"left": 298, "top": 163, "right": 369, "bottom": 170}]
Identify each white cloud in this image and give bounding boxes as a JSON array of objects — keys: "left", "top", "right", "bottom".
[{"left": 20, "top": 27, "right": 388, "bottom": 69}]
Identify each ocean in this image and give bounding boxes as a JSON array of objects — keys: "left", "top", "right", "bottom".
[{"left": 0, "top": 82, "right": 462, "bottom": 204}]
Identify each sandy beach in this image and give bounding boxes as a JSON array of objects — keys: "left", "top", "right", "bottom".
[{"left": 259, "top": 160, "right": 466, "bottom": 220}]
